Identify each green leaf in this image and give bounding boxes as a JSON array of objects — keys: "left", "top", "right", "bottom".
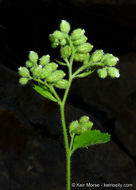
[
  {"left": 55, "top": 59, "right": 66, "bottom": 66},
  {"left": 33, "top": 84, "right": 57, "bottom": 103},
  {"left": 76, "top": 69, "right": 95, "bottom": 78},
  {"left": 73, "top": 130, "right": 111, "bottom": 151}
]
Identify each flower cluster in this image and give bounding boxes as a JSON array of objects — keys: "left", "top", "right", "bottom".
[
  {"left": 49, "top": 20, "right": 93, "bottom": 62},
  {"left": 18, "top": 20, "right": 120, "bottom": 88},
  {"left": 69, "top": 116, "right": 93, "bottom": 136},
  {"left": 48, "top": 20, "right": 120, "bottom": 79},
  {"left": 95, "top": 53, "right": 119, "bottom": 79},
  {"left": 18, "top": 51, "right": 68, "bottom": 89}
]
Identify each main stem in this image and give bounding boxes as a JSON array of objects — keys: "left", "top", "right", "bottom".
[
  {"left": 60, "top": 71, "right": 72, "bottom": 190},
  {"left": 60, "top": 103, "right": 71, "bottom": 190},
  {"left": 60, "top": 34, "right": 75, "bottom": 190}
]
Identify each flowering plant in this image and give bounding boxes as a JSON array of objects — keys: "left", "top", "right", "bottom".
[{"left": 18, "top": 20, "right": 120, "bottom": 190}]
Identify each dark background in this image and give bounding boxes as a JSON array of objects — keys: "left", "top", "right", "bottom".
[{"left": 0, "top": 0, "right": 136, "bottom": 189}]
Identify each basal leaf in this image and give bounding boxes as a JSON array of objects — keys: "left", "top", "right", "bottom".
[
  {"left": 73, "top": 130, "right": 111, "bottom": 151},
  {"left": 33, "top": 84, "right": 57, "bottom": 103}
]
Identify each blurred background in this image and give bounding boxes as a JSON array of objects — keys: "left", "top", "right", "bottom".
[{"left": 0, "top": 0, "right": 136, "bottom": 189}]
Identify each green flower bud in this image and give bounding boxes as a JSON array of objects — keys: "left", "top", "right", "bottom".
[
  {"left": 97, "top": 68, "right": 107, "bottom": 79},
  {"left": 40, "top": 55, "right": 50, "bottom": 66},
  {"left": 101, "top": 53, "right": 119, "bottom": 66},
  {"left": 49, "top": 34, "right": 56, "bottom": 42},
  {"left": 40, "top": 63, "right": 58, "bottom": 79},
  {"left": 46, "top": 70, "right": 66, "bottom": 83},
  {"left": 74, "top": 127, "right": 82, "bottom": 135},
  {"left": 60, "top": 38, "right": 67, "bottom": 46},
  {"left": 53, "top": 30, "right": 64, "bottom": 40},
  {"left": 25, "top": 60, "right": 34, "bottom": 68},
  {"left": 61, "top": 45, "right": 71, "bottom": 59},
  {"left": 77, "top": 43, "right": 93, "bottom": 53},
  {"left": 19, "top": 77, "right": 29, "bottom": 85},
  {"left": 79, "top": 116, "right": 89, "bottom": 123},
  {"left": 49, "top": 35, "right": 59, "bottom": 48},
  {"left": 73, "top": 35, "right": 87, "bottom": 46},
  {"left": 54, "top": 79, "right": 68, "bottom": 89},
  {"left": 75, "top": 121, "right": 93, "bottom": 134},
  {"left": 91, "top": 50, "right": 104, "bottom": 62},
  {"left": 18, "top": 67, "right": 30, "bottom": 77},
  {"left": 101, "top": 54, "right": 111, "bottom": 63},
  {"left": 32, "top": 65, "right": 42, "bottom": 78},
  {"left": 108, "top": 67, "right": 120, "bottom": 78},
  {"left": 70, "top": 28, "right": 85, "bottom": 40},
  {"left": 60, "top": 20, "right": 70, "bottom": 33},
  {"left": 69, "top": 120, "right": 79, "bottom": 135},
  {"left": 51, "top": 41, "right": 59, "bottom": 48},
  {"left": 81, "top": 125, "right": 91, "bottom": 133},
  {"left": 74, "top": 53, "right": 90, "bottom": 62},
  {"left": 80, "top": 121, "right": 93, "bottom": 130},
  {"left": 29, "top": 51, "right": 38, "bottom": 63},
  {"left": 106, "top": 56, "right": 119, "bottom": 66}
]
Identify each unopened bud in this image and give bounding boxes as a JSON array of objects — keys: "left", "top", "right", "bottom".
[
  {"left": 60, "top": 38, "right": 67, "bottom": 46},
  {"left": 19, "top": 77, "right": 29, "bottom": 85},
  {"left": 54, "top": 79, "right": 68, "bottom": 89},
  {"left": 40, "top": 63, "right": 58, "bottom": 79},
  {"left": 101, "top": 54, "right": 119, "bottom": 66},
  {"left": 106, "top": 56, "right": 119, "bottom": 66},
  {"left": 74, "top": 127, "right": 83, "bottom": 135},
  {"left": 70, "top": 28, "right": 85, "bottom": 40},
  {"left": 79, "top": 116, "right": 89, "bottom": 123},
  {"left": 51, "top": 41, "right": 59, "bottom": 48},
  {"left": 101, "top": 54, "right": 111, "bottom": 63},
  {"left": 69, "top": 120, "right": 79, "bottom": 135},
  {"left": 40, "top": 55, "right": 50, "bottom": 66},
  {"left": 80, "top": 121, "right": 93, "bottom": 130},
  {"left": 26, "top": 61, "right": 33, "bottom": 68},
  {"left": 61, "top": 45, "right": 71, "bottom": 59},
  {"left": 108, "top": 67, "right": 120, "bottom": 78},
  {"left": 75, "top": 121, "right": 93, "bottom": 134},
  {"left": 49, "top": 34, "right": 56, "bottom": 42},
  {"left": 97, "top": 68, "right": 107, "bottom": 79},
  {"left": 53, "top": 30, "right": 64, "bottom": 40},
  {"left": 77, "top": 43, "right": 93, "bottom": 53},
  {"left": 60, "top": 20, "right": 70, "bottom": 33},
  {"left": 29, "top": 51, "right": 38, "bottom": 63},
  {"left": 46, "top": 70, "right": 66, "bottom": 83},
  {"left": 73, "top": 35, "right": 87, "bottom": 46},
  {"left": 32, "top": 66, "right": 42, "bottom": 78},
  {"left": 91, "top": 50, "right": 104, "bottom": 62},
  {"left": 18, "top": 67, "right": 30, "bottom": 77},
  {"left": 74, "top": 53, "right": 90, "bottom": 62}
]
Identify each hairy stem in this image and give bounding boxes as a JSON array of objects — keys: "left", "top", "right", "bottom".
[
  {"left": 60, "top": 103, "right": 70, "bottom": 190},
  {"left": 60, "top": 73, "right": 72, "bottom": 190},
  {"left": 60, "top": 34, "right": 75, "bottom": 190}
]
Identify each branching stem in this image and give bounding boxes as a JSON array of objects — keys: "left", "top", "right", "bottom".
[{"left": 59, "top": 35, "right": 75, "bottom": 190}]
